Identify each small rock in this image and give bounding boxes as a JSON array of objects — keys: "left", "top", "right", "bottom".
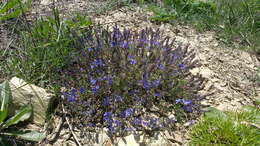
[
  {"left": 40, "top": 0, "right": 52, "bottom": 5},
  {"left": 9, "top": 77, "right": 54, "bottom": 125}
]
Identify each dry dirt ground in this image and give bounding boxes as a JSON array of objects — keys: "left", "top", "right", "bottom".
[{"left": 1, "top": 0, "right": 260, "bottom": 145}]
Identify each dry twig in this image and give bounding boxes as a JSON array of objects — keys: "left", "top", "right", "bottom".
[{"left": 62, "top": 103, "right": 83, "bottom": 146}]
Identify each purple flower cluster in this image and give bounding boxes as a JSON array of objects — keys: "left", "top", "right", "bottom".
[
  {"left": 61, "top": 26, "right": 204, "bottom": 138},
  {"left": 176, "top": 98, "right": 193, "bottom": 112}
]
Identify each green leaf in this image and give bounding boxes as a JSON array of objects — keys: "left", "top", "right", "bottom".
[
  {"left": 0, "top": 0, "right": 32, "bottom": 21},
  {"left": 0, "top": 81, "right": 11, "bottom": 123},
  {"left": 3, "top": 105, "right": 32, "bottom": 129},
  {"left": 203, "top": 107, "right": 227, "bottom": 120},
  {"left": 0, "top": 0, "right": 20, "bottom": 14},
  {"left": 2, "top": 130, "right": 45, "bottom": 142}
]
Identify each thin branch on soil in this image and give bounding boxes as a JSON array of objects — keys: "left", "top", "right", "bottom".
[
  {"left": 62, "top": 103, "right": 83, "bottom": 146},
  {"left": 48, "top": 116, "right": 65, "bottom": 143}
]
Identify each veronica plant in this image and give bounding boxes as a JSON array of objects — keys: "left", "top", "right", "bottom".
[{"left": 60, "top": 26, "right": 204, "bottom": 137}]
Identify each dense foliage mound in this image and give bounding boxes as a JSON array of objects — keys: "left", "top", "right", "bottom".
[{"left": 59, "top": 26, "right": 205, "bottom": 137}]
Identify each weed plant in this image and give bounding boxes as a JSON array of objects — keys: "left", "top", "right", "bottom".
[
  {"left": 59, "top": 26, "right": 205, "bottom": 138},
  {"left": 1, "top": 3, "right": 206, "bottom": 140}
]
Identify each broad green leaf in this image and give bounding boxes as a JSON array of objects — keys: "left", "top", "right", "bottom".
[
  {"left": 203, "top": 107, "right": 227, "bottom": 120},
  {"left": 3, "top": 105, "right": 32, "bottom": 129},
  {"left": 2, "top": 130, "right": 45, "bottom": 142},
  {"left": 0, "top": 81, "right": 11, "bottom": 123}
]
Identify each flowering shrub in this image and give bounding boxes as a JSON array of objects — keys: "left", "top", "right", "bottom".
[{"left": 59, "top": 26, "right": 205, "bottom": 137}]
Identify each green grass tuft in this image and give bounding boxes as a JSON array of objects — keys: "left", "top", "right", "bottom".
[
  {"left": 148, "top": 0, "right": 260, "bottom": 53},
  {"left": 2, "top": 9, "right": 92, "bottom": 86},
  {"left": 189, "top": 106, "right": 260, "bottom": 145}
]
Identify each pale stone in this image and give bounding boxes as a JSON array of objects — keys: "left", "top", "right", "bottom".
[
  {"left": 40, "top": 0, "right": 52, "bottom": 5},
  {"left": 9, "top": 77, "right": 54, "bottom": 125}
]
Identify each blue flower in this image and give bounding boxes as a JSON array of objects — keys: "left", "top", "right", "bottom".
[
  {"left": 87, "top": 123, "right": 95, "bottom": 127},
  {"left": 108, "top": 78, "right": 113, "bottom": 85},
  {"left": 128, "top": 56, "right": 137, "bottom": 65},
  {"left": 183, "top": 105, "right": 193, "bottom": 113},
  {"left": 149, "top": 118, "right": 158, "bottom": 129},
  {"left": 91, "top": 59, "right": 104, "bottom": 69},
  {"left": 114, "top": 95, "right": 123, "bottom": 102},
  {"left": 90, "top": 78, "right": 97, "bottom": 85},
  {"left": 67, "top": 94, "right": 76, "bottom": 102},
  {"left": 63, "top": 89, "right": 77, "bottom": 102},
  {"left": 91, "top": 85, "right": 100, "bottom": 94},
  {"left": 111, "top": 41, "right": 117, "bottom": 47},
  {"left": 143, "top": 79, "right": 151, "bottom": 90},
  {"left": 70, "top": 88, "right": 77, "bottom": 93},
  {"left": 154, "top": 92, "right": 160, "bottom": 97},
  {"left": 121, "top": 42, "right": 129, "bottom": 48},
  {"left": 102, "top": 96, "right": 110, "bottom": 106},
  {"left": 103, "top": 112, "right": 112, "bottom": 122},
  {"left": 150, "top": 118, "right": 158, "bottom": 123},
  {"left": 175, "top": 98, "right": 183, "bottom": 104},
  {"left": 165, "top": 117, "right": 177, "bottom": 124},
  {"left": 121, "top": 108, "right": 134, "bottom": 118},
  {"left": 114, "top": 120, "right": 121, "bottom": 127},
  {"left": 140, "top": 38, "right": 148, "bottom": 44},
  {"left": 108, "top": 125, "right": 115, "bottom": 133},
  {"left": 143, "top": 121, "right": 149, "bottom": 127},
  {"left": 153, "top": 41, "right": 160, "bottom": 46},
  {"left": 88, "top": 48, "right": 93, "bottom": 52},
  {"left": 133, "top": 117, "right": 142, "bottom": 125},
  {"left": 157, "top": 64, "right": 165, "bottom": 70},
  {"left": 183, "top": 100, "right": 192, "bottom": 105},
  {"left": 178, "top": 64, "right": 185, "bottom": 70},
  {"left": 153, "top": 80, "right": 160, "bottom": 87},
  {"left": 79, "top": 87, "right": 85, "bottom": 94},
  {"left": 128, "top": 90, "right": 137, "bottom": 95}
]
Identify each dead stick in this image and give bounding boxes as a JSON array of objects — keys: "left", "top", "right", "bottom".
[{"left": 62, "top": 103, "right": 82, "bottom": 146}]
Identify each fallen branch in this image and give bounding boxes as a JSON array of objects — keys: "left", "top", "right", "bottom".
[
  {"left": 48, "top": 116, "right": 64, "bottom": 144},
  {"left": 62, "top": 103, "right": 82, "bottom": 146}
]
